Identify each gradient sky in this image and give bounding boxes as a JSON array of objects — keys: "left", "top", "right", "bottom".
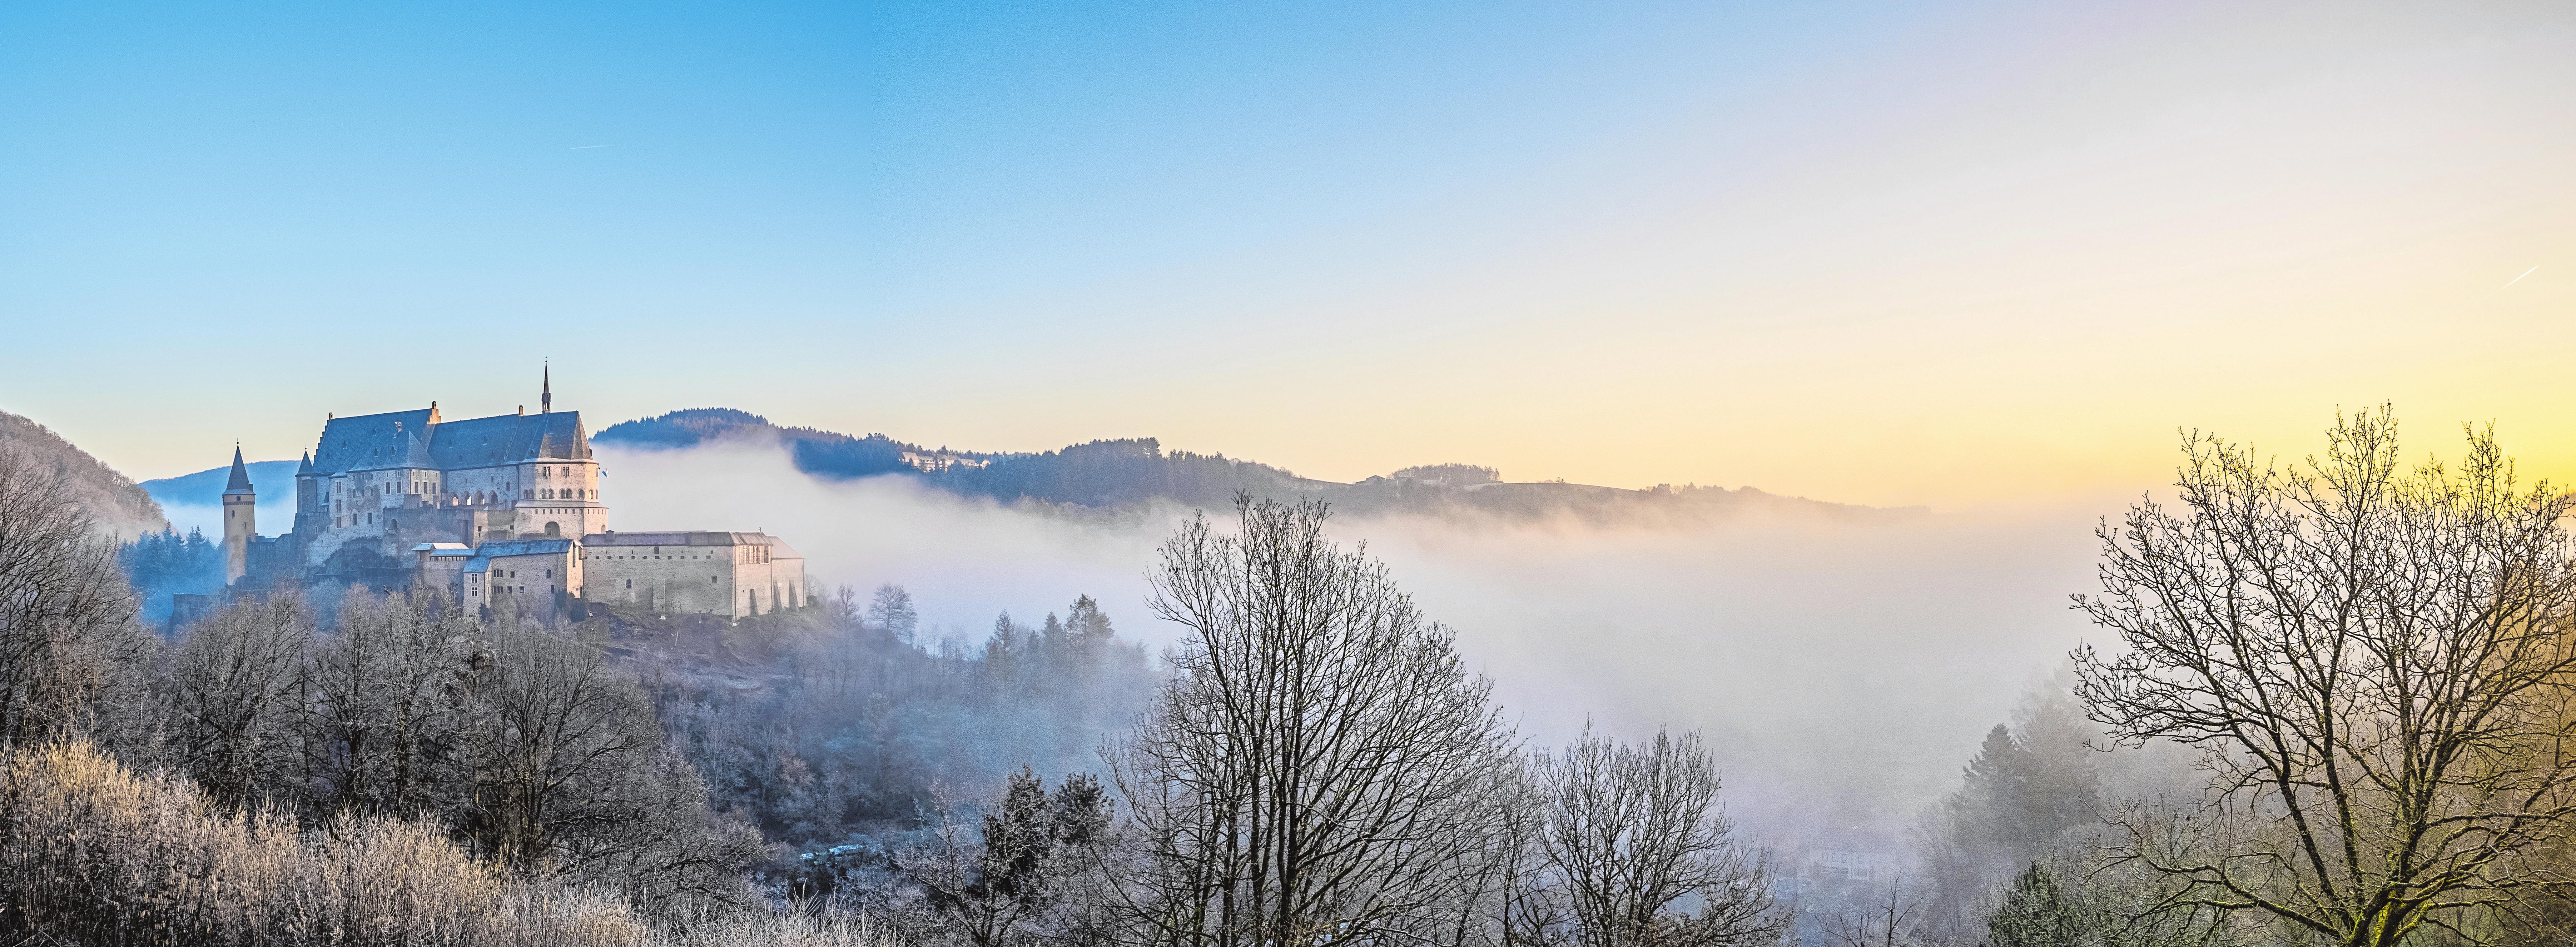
[{"left": 5, "top": 0, "right": 2571, "bottom": 508}]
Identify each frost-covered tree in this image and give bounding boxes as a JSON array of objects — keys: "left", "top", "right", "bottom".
[
  {"left": 897, "top": 767, "right": 1116, "bottom": 947},
  {"left": 302, "top": 589, "right": 477, "bottom": 817},
  {"left": 167, "top": 592, "right": 314, "bottom": 808},
  {"left": 1111, "top": 496, "right": 1517, "bottom": 947},
  {"left": 458, "top": 622, "right": 754, "bottom": 900},
  {"left": 0, "top": 448, "right": 154, "bottom": 750},
  {"left": 1987, "top": 863, "right": 2091, "bottom": 947},
  {"left": 2075, "top": 409, "right": 2576, "bottom": 947},
  {"left": 870, "top": 583, "right": 919, "bottom": 642},
  {"left": 1531, "top": 727, "right": 1783, "bottom": 947}
]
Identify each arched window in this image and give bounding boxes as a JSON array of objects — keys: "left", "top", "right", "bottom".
[{"left": 544, "top": 522, "right": 561, "bottom": 537}]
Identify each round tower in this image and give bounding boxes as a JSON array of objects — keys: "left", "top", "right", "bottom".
[{"left": 222, "top": 445, "right": 255, "bottom": 585}]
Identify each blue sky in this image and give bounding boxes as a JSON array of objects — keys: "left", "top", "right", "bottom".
[{"left": 6, "top": 1, "right": 2571, "bottom": 504}]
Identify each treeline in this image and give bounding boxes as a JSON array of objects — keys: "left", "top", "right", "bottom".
[
  {"left": 11, "top": 420, "right": 1803, "bottom": 947},
  {"left": 22, "top": 406, "right": 2573, "bottom": 947},
  {"left": 119, "top": 524, "right": 225, "bottom": 619},
  {"left": 0, "top": 447, "right": 871, "bottom": 943},
  {"left": 596, "top": 409, "right": 1313, "bottom": 507},
  {"left": 662, "top": 587, "right": 1157, "bottom": 844},
  {"left": 930, "top": 439, "right": 1307, "bottom": 508},
  {"left": 589, "top": 408, "right": 1891, "bottom": 525},
  {"left": 0, "top": 410, "right": 169, "bottom": 537},
  {"left": 795, "top": 497, "right": 1793, "bottom": 947}
]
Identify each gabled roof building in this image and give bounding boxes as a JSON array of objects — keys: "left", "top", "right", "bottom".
[{"left": 192, "top": 368, "right": 809, "bottom": 627}]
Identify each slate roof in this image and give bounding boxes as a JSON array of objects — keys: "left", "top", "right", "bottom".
[
  {"left": 460, "top": 538, "right": 576, "bottom": 574},
  {"left": 307, "top": 409, "right": 589, "bottom": 476},
  {"left": 223, "top": 447, "right": 254, "bottom": 495},
  {"left": 582, "top": 531, "right": 801, "bottom": 558}
]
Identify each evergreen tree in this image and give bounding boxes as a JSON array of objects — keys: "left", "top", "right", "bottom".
[
  {"left": 1952, "top": 723, "right": 2032, "bottom": 856},
  {"left": 902, "top": 767, "right": 1117, "bottom": 947},
  {"left": 2011, "top": 688, "right": 2102, "bottom": 846},
  {"left": 1065, "top": 594, "right": 1115, "bottom": 648},
  {"left": 1944, "top": 694, "right": 2103, "bottom": 869},
  {"left": 1989, "top": 863, "right": 2093, "bottom": 947}
]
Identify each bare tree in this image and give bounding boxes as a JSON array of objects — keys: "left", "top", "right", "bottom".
[
  {"left": 1111, "top": 496, "right": 1516, "bottom": 947},
  {"left": 461, "top": 621, "right": 755, "bottom": 905},
  {"left": 1532, "top": 728, "right": 1783, "bottom": 947},
  {"left": 1494, "top": 758, "right": 1573, "bottom": 947},
  {"left": 304, "top": 588, "right": 478, "bottom": 817},
  {"left": 1817, "top": 882, "right": 1936, "bottom": 947},
  {"left": 2073, "top": 408, "right": 2576, "bottom": 946},
  {"left": 0, "top": 447, "right": 154, "bottom": 748},
  {"left": 167, "top": 591, "right": 316, "bottom": 808}
]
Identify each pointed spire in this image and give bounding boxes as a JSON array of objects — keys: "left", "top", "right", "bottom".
[
  {"left": 541, "top": 360, "right": 552, "bottom": 414},
  {"left": 297, "top": 450, "right": 313, "bottom": 475},
  {"left": 224, "top": 444, "right": 254, "bottom": 495}
]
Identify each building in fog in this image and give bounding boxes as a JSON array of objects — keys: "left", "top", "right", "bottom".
[{"left": 183, "top": 368, "right": 808, "bottom": 626}]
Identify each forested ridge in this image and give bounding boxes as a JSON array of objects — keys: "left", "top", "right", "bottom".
[
  {"left": 0, "top": 409, "right": 167, "bottom": 537},
  {"left": 590, "top": 408, "right": 1901, "bottom": 523},
  {"left": 139, "top": 407, "right": 1905, "bottom": 525},
  {"left": 10, "top": 408, "right": 2576, "bottom": 947}
]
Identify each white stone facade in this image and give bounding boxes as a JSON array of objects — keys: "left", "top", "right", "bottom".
[{"left": 581, "top": 531, "right": 807, "bottom": 618}]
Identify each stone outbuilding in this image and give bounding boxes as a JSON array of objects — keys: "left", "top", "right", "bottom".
[
  {"left": 580, "top": 531, "right": 807, "bottom": 618},
  {"left": 458, "top": 538, "right": 582, "bottom": 618}
]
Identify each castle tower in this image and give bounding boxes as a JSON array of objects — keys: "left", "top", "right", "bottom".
[{"left": 222, "top": 445, "right": 255, "bottom": 585}]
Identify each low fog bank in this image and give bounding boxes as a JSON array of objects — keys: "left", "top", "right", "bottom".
[
  {"left": 600, "top": 442, "right": 2120, "bottom": 843},
  {"left": 600, "top": 444, "right": 1190, "bottom": 646},
  {"left": 1356, "top": 507, "right": 2111, "bottom": 842}
]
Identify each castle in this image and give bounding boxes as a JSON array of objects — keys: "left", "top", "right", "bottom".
[{"left": 187, "top": 369, "right": 808, "bottom": 625}]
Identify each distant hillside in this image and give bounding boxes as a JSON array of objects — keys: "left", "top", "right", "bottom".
[
  {"left": 595, "top": 408, "right": 1914, "bottom": 524},
  {"left": 0, "top": 410, "right": 168, "bottom": 537},
  {"left": 141, "top": 459, "right": 299, "bottom": 510},
  {"left": 141, "top": 409, "right": 1911, "bottom": 525}
]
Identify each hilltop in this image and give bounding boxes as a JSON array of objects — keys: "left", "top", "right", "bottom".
[
  {"left": 134, "top": 407, "right": 1916, "bottom": 525},
  {"left": 591, "top": 408, "right": 1915, "bottom": 524},
  {"left": 140, "top": 460, "right": 299, "bottom": 512},
  {"left": 0, "top": 409, "right": 167, "bottom": 537}
]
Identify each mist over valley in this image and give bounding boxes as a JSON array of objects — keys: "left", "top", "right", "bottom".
[
  {"left": 8, "top": 4, "right": 2570, "bottom": 943},
  {"left": 120, "top": 402, "right": 2114, "bottom": 854}
]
